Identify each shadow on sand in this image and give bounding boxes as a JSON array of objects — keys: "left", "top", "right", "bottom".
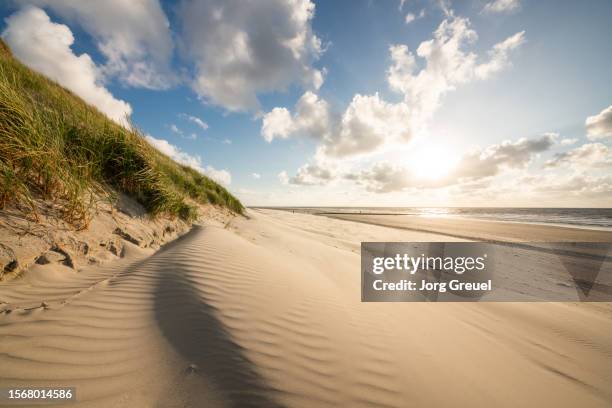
[{"left": 153, "top": 228, "right": 284, "bottom": 408}]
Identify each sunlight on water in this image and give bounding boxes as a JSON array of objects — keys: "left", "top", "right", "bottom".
[{"left": 274, "top": 207, "right": 612, "bottom": 229}]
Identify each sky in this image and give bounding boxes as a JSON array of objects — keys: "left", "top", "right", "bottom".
[{"left": 1, "top": 0, "right": 611, "bottom": 207}]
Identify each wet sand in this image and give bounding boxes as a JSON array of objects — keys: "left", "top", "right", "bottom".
[{"left": 322, "top": 212, "right": 612, "bottom": 242}]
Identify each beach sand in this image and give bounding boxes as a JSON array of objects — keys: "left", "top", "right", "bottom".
[
  {"left": 0, "top": 208, "right": 611, "bottom": 407},
  {"left": 322, "top": 212, "right": 612, "bottom": 242}
]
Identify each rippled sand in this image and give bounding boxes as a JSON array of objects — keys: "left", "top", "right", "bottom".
[{"left": 1, "top": 209, "right": 611, "bottom": 407}]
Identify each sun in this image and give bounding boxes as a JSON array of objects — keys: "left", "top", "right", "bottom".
[{"left": 409, "top": 146, "right": 459, "bottom": 181}]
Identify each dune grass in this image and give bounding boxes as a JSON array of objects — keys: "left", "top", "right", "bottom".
[{"left": 0, "top": 39, "right": 243, "bottom": 228}]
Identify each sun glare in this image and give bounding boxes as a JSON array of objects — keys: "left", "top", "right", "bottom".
[{"left": 409, "top": 146, "right": 459, "bottom": 181}]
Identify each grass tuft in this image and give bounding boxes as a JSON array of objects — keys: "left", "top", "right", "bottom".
[{"left": 0, "top": 39, "right": 243, "bottom": 227}]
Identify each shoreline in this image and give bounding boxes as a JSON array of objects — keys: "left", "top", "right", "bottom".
[
  {"left": 308, "top": 212, "right": 612, "bottom": 242},
  {"left": 253, "top": 206, "right": 612, "bottom": 233}
]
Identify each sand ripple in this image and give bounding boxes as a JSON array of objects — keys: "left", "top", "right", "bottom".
[{"left": 1, "top": 211, "right": 612, "bottom": 407}]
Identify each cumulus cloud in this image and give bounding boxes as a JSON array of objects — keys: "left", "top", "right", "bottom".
[
  {"left": 2, "top": 6, "right": 132, "bottom": 124},
  {"left": 145, "top": 134, "right": 232, "bottom": 185},
  {"left": 264, "top": 15, "right": 525, "bottom": 159},
  {"left": 261, "top": 91, "right": 330, "bottom": 142},
  {"left": 586, "top": 105, "right": 612, "bottom": 140},
  {"left": 145, "top": 134, "right": 200, "bottom": 168},
  {"left": 262, "top": 92, "right": 413, "bottom": 157},
  {"left": 545, "top": 143, "right": 612, "bottom": 168},
  {"left": 251, "top": 173, "right": 261, "bottom": 179},
  {"left": 527, "top": 174, "right": 612, "bottom": 198},
  {"left": 261, "top": 108, "right": 294, "bottom": 142},
  {"left": 178, "top": 0, "right": 324, "bottom": 111},
  {"left": 271, "top": 14, "right": 527, "bottom": 182},
  {"left": 387, "top": 16, "right": 525, "bottom": 119},
  {"left": 288, "top": 162, "right": 335, "bottom": 185},
  {"left": 482, "top": 0, "right": 521, "bottom": 14},
  {"left": 21, "top": 0, "right": 175, "bottom": 89},
  {"left": 345, "top": 162, "right": 411, "bottom": 193},
  {"left": 452, "top": 134, "right": 555, "bottom": 180},
  {"left": 202, "top": 166, "right": 232, "bottom": 186},
  {"left": 348, "top": 134, "right": 556, "bottom": 193},
  {"left": 276, "top": 161, "right": 336, "bottom": 186},
  {"left": 322, "top": 94, "right": 412, "bottom": 157}
]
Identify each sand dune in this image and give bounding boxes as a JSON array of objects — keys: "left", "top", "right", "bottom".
[{"left": 1, "top": 209, "right": 611, "bottom": 407}]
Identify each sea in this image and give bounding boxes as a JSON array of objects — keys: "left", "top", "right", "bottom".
[{"left": 265, "top": 207, "right": 612, "bottom": 230}]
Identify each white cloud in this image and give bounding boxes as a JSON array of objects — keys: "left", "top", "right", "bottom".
[
  {"left": 278, "top": 171, "right": 290, "bottom": 185},
  {"left": 545, "top": 143, "right": 612, "bottom": 168},
  {"left": 386, "top": 44, "right": 417, "bottom": 97},
  {"left": 482, "top": 0, "right": 521, "bottom": 14},
  {"left": 451, "top": 134, "right": 556, "bottom": 179},
  {"left": 405, "top": 9, "right": 425, "bottom": 24},
  {"left": 180, "top": 113, "right": 209, "bottom": 130},
  {"left": 387, "top": 16, "right": 525, "bottom": 120},
  {"left": 322, "top": 93, "right": 412, "bottom": 157},
  {"left": 266, "top": 13, "right": 527, "bottom": 182},
  {"left": 586, "top": 105, "right": 612, "bottom": 140},
  {"left": 222, "top": 139, "right": 232, "bottom": 145},
  {"left": 2, "top": 6, "right": 132, "bottom": 125},
  {"left": 338, "top": 136, "right": 612, "bottom": 202},
  {"left": 293, "top": 91, "right": 331, "bottom": 138},
  {"left": 251, "top": 173, "right": 261, "bottom": 179},
  {"left": 263, "top": 92, "right": 413, "bottom": 158},
  {"left": 145, "top": 134, "right": 201, "bottom": 168},
  {"left": 560, "top": 138, "right": 578, "bottom": 146},
  {"left": 202, "top": 166, "right": 232, "bottom": 186},
  {"left": 475, "top": 31, "right": 525, "bottom": 79},
  {"left": 347, "top": 134, "right": 556, "bottom": 193},
  {"left": 346, "top": 162, "right": 411, "bottom": 193},
  {"left": 170, "top": 124, "right": 183, "bottom": 135},
  {"left": 262, "top": 107, "right": 295, "bottom": 142},
  {"left": 178, "top": 0, "right": 324, "bottom": 111},
  {"left": 526, "top": 173, "right": 612, "bottom": 198},
  {"left": 22, "top": 0, "right": 175, "bottom": 89},
  {"left": 288, "top": 161, "right": 335, "bottom": 185},
  {"left": 145, "top": 134, "right": 232, "bottom": 185},
  {"left": 437, "top": 0, "right": 453, "bottom": 16},
  {"left": 261, "top": 91, "right": 330, "bottom": 142}
]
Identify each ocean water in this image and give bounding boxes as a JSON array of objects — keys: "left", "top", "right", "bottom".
[{"left": 273, "top": 207, "right": 612, "bottom": 230}]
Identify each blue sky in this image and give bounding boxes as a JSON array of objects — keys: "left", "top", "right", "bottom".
[{"left": 1, "top": 0, "right": 611, "bottom": 206}]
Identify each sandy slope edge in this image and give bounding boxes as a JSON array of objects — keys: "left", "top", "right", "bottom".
[{"left": 0, "top": 194, "right": 234, "bottom": 283}]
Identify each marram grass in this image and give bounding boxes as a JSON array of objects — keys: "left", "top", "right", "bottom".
[{"left": 0, "top": 39, "right": 243, "bottom": 228}]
